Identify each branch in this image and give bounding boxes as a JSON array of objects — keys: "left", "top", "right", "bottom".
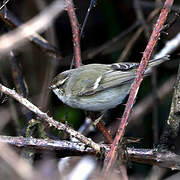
[
  {"left": 134, "top": 0, "right": 150, "bottom": 39},
  {"left": 0, "top": 0, "right": 64, "bottom": 56},
  {"left": 0, "top": 0, "right": 10, "bottom": 10},
  {"left": 118, "top": 7, "right": 160, "bottom": 62},
  {"left": 103, "top": 0, "right": 174, "bottom": 173},
  {"left": 66, "top": 0, "right": 81, "bottom": 67},
  {"left": 82, "top": 21, "right": 140, "bottom": 59},
  {"left": 0, "top": 8, "right": 62, "bottom": 58},
  {"left": 0, "top": 83, "right": 101, "bottom": 153},
  {"left": 127, "top": 147, "right": 180, "bottom": 170},
  {"left": 0, "top": 135, "right": 96, "bottom": 157},
  {"left": 1, "top": 135, "right": 180, "bottom": 170}
]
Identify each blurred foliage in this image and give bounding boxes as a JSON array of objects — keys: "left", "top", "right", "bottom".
[{"left": 54, "top": 105, "right": 83, "bottom": 130}]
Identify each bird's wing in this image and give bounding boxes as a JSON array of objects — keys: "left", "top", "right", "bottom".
[
  {"left": 77, "top": 69, "right": 136, "bottom": 96},
  {"left": 69, "top": 68, "right": 104, "bottom": 96},
  {"left": 92, "top": 70, "right": 136, "bottom": 94}
]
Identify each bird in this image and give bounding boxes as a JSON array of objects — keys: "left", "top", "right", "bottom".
[{"left": 50, "top": 56, "right": 170, "bottom": 111}]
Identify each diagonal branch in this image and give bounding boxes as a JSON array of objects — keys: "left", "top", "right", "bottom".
[
  {"left": 103, "top": 0, "right": 174, "bottom": 174},
  {"left": 0, "top": 83, "right": 101, "bottom": 153},
  {"left": 0, "top": 8, "right": 62, "bottom": 58},
  {"left": 0, "top": 0, "right": 64, "bottom": 56}
]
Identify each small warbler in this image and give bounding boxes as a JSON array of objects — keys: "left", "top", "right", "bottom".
[{"left": 50, "top": 56, "right": 170, "bottom": 111}]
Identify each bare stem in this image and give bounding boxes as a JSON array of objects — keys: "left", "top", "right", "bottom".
[
  {"left": 66, "top": 0, "right": 81, "bottom": 67},
  {"left": 103, "top": 0, "right": 174, "bottom": 174},
  {"left": 1, "top": 135, "right": 180, "bottom": 170}
]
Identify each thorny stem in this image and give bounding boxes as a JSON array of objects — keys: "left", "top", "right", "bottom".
[{"left": 103, "top": 0, "right": 174, "bottom": 174}]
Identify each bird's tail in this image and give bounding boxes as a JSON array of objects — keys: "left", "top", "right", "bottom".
[
  {"left": 145, "top": 55, "right": 171, "bottom": 74},
  {"left": 148, "top": 55, "right": 170, "bottom": 68}
]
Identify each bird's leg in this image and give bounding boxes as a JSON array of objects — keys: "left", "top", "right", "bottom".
[{"left": 87, "top": 111, "right": 113, "bottom": 144}]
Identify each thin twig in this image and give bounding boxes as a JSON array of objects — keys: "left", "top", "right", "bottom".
[
  {"left": 80, "top": 0, "right": 97, "bottom": 38},
  {"left": 0, "top": 0, "right": 10, "bottom": 10},
  {"left": 118, "top": 8, "right": 160, "bottom": 62},
  {"left": 66, "top": 0, "right": 81, "bottom": 67},
  {"left": 134, "top": 0, "right": 150, "bottom": 39},
  {"left": 82, "top": 21, "right": 140, "bottom": 60},
  {"left": 96, "top": 120, "right": 113, "bottom": 144},
  {"left": 103, "top": 0, "right": 174, "bottom": 173}
]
